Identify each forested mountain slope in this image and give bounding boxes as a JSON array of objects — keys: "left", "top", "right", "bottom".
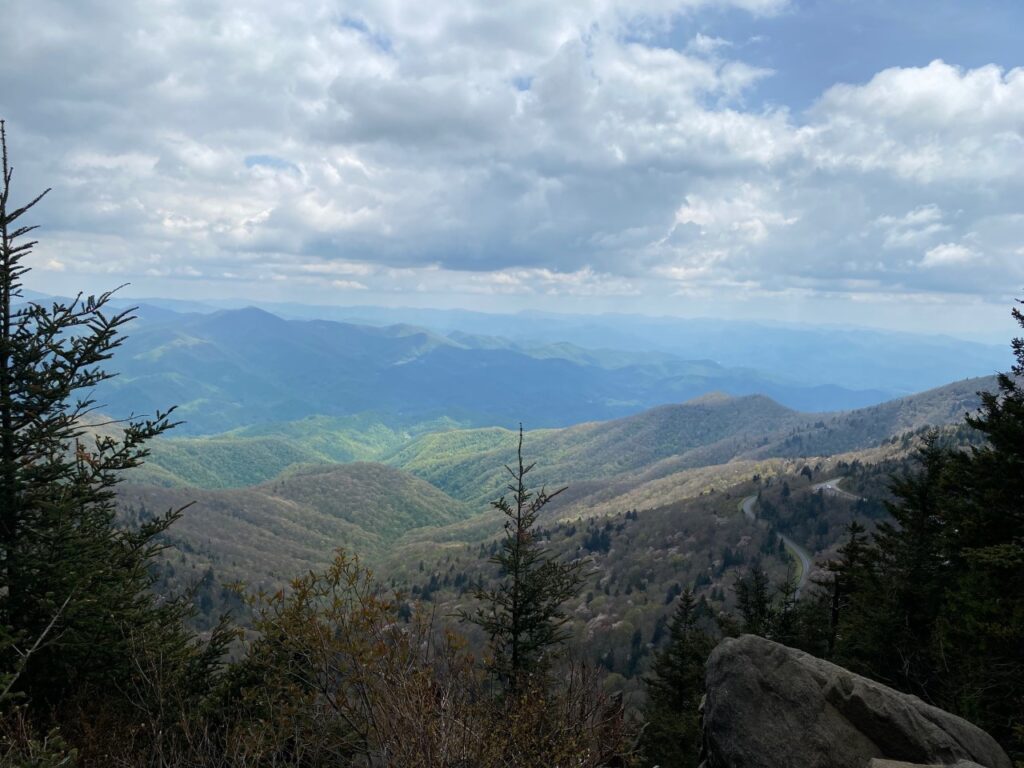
[
  {"left": 90, "top": 304, "right": 898, "bottom": 436},
  {"left": 382, "top": 393, "right": 803, "bottom": 503},
  {"left": 382, "top": 378, "right": 995, "bottom": 505},
  {"left": 132, "top": 416, "right": 418, "bottom": 488},
  {"left": 745, "top": 375, "right": 996, "bottom": 459},
  {"left": 121, "top": 375, "right": 994, "bottom": 606},
  {"left": 106, "top": 295, "right": 1008, "bottom": 397},
  {"left": 120, "top": 463, "right": 473, "bottom": 591},
  {"left": 123, "top": 374, "right": 995, "bottom": 495}
]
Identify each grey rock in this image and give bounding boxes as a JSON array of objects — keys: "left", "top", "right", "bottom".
[{"left": 700, "top": 635, "right": 1011, "bottom": 768}]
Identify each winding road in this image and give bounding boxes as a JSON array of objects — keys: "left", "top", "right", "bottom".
[
  {"left": 809, "top": 476, "right": 861, "bottom": 501},
  {"left": 739, "top": 477, "right": 864, "bottom": 599},
  {"left": 740, "top": 493, "right": 813, "bottom": 597}
]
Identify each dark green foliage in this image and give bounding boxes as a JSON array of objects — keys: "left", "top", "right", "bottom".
[
  {"left": 459, "top": 427, "right": 584, "bottom": 689},
  {"left": 641, "top": 589, "right": 713, "bottom": 768},
  {"left": 0, "top": 122, "right": 230, "bottom": 754},
  {"left": 823, "top": 521, "right": 869, "bottom": 656},
  {"left": 829, "top": 302, "right": 1024, "bottom": 757},
  {"left": 735, "top": 565, "right": 774, "bottom": 637},
  {"left": 832, "top": 441, "right": 951, "bottom": 697},
  {"left": 730, "top": 562, "right": 831, "bottom": 655},
  {"left": 944, "top": 315, "right": 1024, "bottom": 747}
]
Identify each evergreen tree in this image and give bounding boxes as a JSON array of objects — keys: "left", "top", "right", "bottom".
[
  {"left": 0, "top": 121, "right": 229, "bottom": 746},
  {"left": 935, "top": 302, "right": 1024, "bottom": 751},
  {"left": 823, "top": 520, "right": 868, "bottom": 656},
  {"left": 459, "top": 426, "right": 584, "bottom": 689},
  {"left": 842, "top": 439, "right": 950, "bottom": 697},
  {"left": 768, "top": 567, "right": 800, "bottom": 645},
  {"left": 641, "top": 588, "right": 713, "bottom": 768},
  {"left": 734, "top": 564, "right": 773, "bottom": 636},
  {"left": 729, "top": 559, "right": 829, "bottom": 654},
  {"left": 829, "top": 301, "right": 1024, "bottom": 756}
]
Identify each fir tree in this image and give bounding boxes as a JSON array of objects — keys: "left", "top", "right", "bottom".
[
  {"left": 823, "top": 520, "right": 868, "bottom": 656},
  {"left": 851, "top": 439, "right": 950, "bottom": 696},
  {"left": 935, "top": 302, "right": 1024, "bottom": 751},
  {"left": 459, "top": 426, "right": 584, "bottom": 690},
  {"left": 641, "top": 588, "right": 712, "bottom": 768},
  {"left": 734, "top": 563, "right": 773, "bottom": 636},
  {"left": 829, "top": 301, "right": 1024, "bottom": 756},
  {"left": 0, "top": 121, "right": 230, "bottom": 744}
]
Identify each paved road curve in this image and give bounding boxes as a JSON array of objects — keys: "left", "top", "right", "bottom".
[
  {"left": 810, "top": 476, "right": 862, "bottom": 501},
  {"left": 740, "top": 492, "right": 812, "bottom": 598},
  {"left": 740, "top": 477, "right": 865, "bottom": 598}
]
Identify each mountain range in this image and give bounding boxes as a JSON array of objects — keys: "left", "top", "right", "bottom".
[
  {"left": 104, "top": 294, "right": 1009, "bottom": 390},
  {"left": 74, "top": 300, "right": 1006, "bottom": 439},
  {"left": 37, "top": 290, "right": 999, "bottom": 671},
  {"left": 124, "top": 375, "right": 993, "bottom": 597}
]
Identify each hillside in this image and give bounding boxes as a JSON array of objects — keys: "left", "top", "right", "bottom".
[
  {"left": 264, "top": 462, "right": 473, "bottom": 543},
  {"left": 138, "top": 435, "right": 332, "bottom": 488},
  {"left": 124, "top": 374, "right": 996, "bottom": 495},
  {"left": 133, "top": 416, "right": 420, "bottom": 488},
  {"left": 382, "top": 378, "right": 992, "bottom": 507},
  {"left": 119, "top": 463, "right": 473, "bottom": 592},
  {"left": 746, "top": 375, "right": 996, "bottom": 460},
  {"left": 88, "top": 304, "right": 906, "bottom": 437},
  {"left": 383, "top": 393, "right": 803, "bottom": 503},
  {"left": 374, "top": 449, "right": 915, "bottom": 705},
  {"left": 119, "top": 374, "right": 995, "bottom": 600},
  {"left": 113, "top": 297, "right": 1008, "bottom": 397},
  {"left": 112, "top": 372, "right": 998, "bottom": 693}
]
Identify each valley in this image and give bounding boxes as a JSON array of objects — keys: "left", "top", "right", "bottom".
[
  {"left": 79, "top": 298, "right": 1005, "bottom": 708},
  {"left": 128, "top": 369, "right": 992, "bottom": 702}
]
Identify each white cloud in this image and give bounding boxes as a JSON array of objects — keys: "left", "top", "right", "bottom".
[
  {"left": 687, "top": 33, "right": 731, "bottom": 55},
  {"left": 921, "top": 242, "right": 979, "bottom": 268},
  {"left": 330, "top": 279, "right": 369, "bottom": 290},
  {"left": 461, "top": 267, "right": 640, "bottom": 296},
  {"left": 804, "top": 60, "right": 1024, "bottom": 182},
  {"left": 297, "top": 261, "right": 377, "bottom": 277},
  {"left": 672, "top": 184, "right": 797, "bottom": 245},
  {"left": 877, "top": 205, "right": 950, "bottom": 249},
  {"left": 0, "top": 1, "right": 1021, "bottom": 321}
]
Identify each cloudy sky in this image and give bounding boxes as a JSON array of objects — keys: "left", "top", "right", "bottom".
[{"left": 2, "top": 0, "right": 1022, "bottom": 339}]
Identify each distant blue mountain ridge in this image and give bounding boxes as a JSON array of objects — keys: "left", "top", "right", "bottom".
[
  {"left": 13, "top": 294, "right": 984, "bottom": 435},
  {"left": 17, "top": 291, "right": 1006, "bottom": 434}
]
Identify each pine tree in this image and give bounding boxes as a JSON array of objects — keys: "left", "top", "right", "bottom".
[
  {"left": 459, "top": 426, "right": 584, "bottom": 690},
  {"left": 0, "top": 121, "right": 229, "bottom": 743},
  {"left": 828, "top": 439, "right": 961, "bottom": 701},
  {"left": 823, "top": 520, "right": 868, "bottom": 656},
  {"left": 734, "top": 563, "right": 773, "bottom": 636},
  {"left": 864, "top": 439, "right": 949, "bottom": 695},
  {"left": 641, "top": 588, "right": 712, "bottom": 768},
  {"left": 935, "top": 302, "right": 1024, "bottom": 751},
  {"left": 829, "top": 301, "right": 1024, "bottom": 756},
  {"left": 767, "top": 566, "right": 802, "bottom": 644}
]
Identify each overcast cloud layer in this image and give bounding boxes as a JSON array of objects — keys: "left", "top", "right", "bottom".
[{"left": 1, "top": 0, "right": 1022, "bottom": 338}]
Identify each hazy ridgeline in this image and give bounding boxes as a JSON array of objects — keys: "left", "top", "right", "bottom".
[{"left": 68, "top": 298, "right": 1004, "bottom": 436}]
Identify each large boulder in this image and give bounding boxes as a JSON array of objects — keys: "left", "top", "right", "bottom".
[{"left": 700, "top": 635, "right": 1011, "bottom": 768}]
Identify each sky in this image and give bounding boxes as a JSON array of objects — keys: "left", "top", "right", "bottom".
[{"left": 1, "top": 0, "right": 1022, "bottom": 340}]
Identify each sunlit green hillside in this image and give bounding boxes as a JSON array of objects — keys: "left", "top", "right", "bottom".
[{"left": 123, "top": 462, "right": 474, "bottom": 593}]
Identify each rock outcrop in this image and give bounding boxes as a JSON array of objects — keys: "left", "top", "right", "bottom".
[{"left": 700, "top": 635, "right": 1011, "bottom": 768}]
